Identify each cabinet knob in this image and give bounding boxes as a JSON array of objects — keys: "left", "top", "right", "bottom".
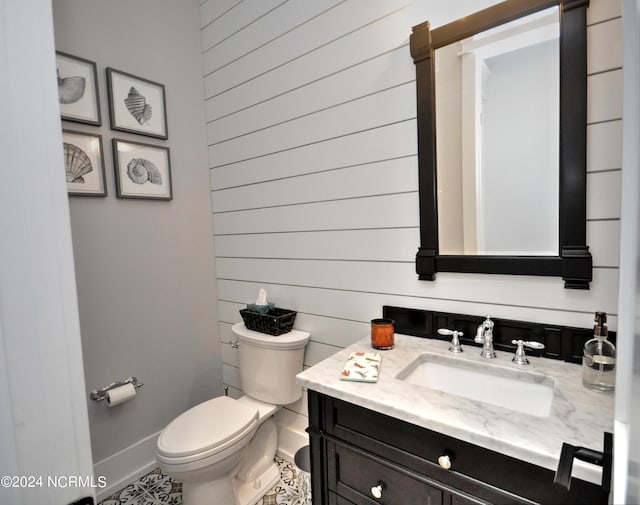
[
  {"left": 370, "top": 482, "right": 384, "bottom": 499},
  {"left": 438, "top": 454, "right": 452, "bottom": 470}
]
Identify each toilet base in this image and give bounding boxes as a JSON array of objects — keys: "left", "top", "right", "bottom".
[
  {"left": 182, "top": 473, "right": 236, "bottom": 505},
  {"left": 234, "top": 461, "right": 280, "bottom": 505},
  {"left": 234, "top": 415, "right": 279, "bottom": 505}
]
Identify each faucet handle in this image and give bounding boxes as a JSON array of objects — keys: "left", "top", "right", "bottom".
[
  {"left": 438, "top": 328, "right": 463, "bottom": 353},
  {"left": 511, "top": 339, "right": 545, "bottom": 365}
]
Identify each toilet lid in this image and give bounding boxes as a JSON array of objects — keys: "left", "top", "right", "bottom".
[{"left": 157, "top": 396, "right": 258, "bottom": 459}]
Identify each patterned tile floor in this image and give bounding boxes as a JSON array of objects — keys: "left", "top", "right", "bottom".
[{"left": 98, "top": 456, "right": 309, "bottom": 505}]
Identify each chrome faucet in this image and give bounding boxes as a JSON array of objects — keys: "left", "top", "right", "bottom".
[{"left": 475, "top": 315, "right": 496, "bottom": 358}]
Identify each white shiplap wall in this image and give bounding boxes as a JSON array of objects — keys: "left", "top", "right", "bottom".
[{"left": 200, "top": 0, "right": 622, "bottom": 446}]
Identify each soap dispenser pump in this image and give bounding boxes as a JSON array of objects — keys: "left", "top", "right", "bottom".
[{"left": 582, "top": 312, "right": 616, "bottom": 391}]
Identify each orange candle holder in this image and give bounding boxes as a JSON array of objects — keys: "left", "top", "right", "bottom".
[{"left": 371, "top": 318, "right": 395, "bottom": 350}]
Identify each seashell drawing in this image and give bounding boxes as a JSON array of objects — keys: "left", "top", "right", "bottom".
[
  {"left": 64, "top": 143, "right": 93, "bottom": 183},
  {"left": 124, "top": 87, "right": 152, "bottom": 125},
  {"left": 127, "top": 158, "right": 162, "bottom": 185},
  {"left": 58, "top": 69, "right": 86, "bottom": 104}
]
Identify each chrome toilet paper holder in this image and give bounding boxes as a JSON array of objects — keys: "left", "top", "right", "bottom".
[{"left": 90, "top": 376, "right": 143, "bottom": 402}]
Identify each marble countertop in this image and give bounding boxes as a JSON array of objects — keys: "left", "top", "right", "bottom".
[{"left": 296, "top": 334, "right": 614, "bottom": 484}]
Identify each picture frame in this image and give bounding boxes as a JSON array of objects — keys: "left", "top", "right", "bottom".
[
  {"left": 62, "top": 130, "right": 107, "bottom": 197},
  {"left": 56, "top": 52, "right": 101, "bottom": 126},
  {"left": 112, "top": 139, "right": 172, "bottom": 200},
  {"left": 107, "top": 68, "right": 168, "bottom": 139}
]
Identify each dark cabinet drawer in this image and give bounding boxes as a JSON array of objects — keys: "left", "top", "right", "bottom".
[
  {"left": 328, "top": 489, "right": 488, "bottom": 505},
  {"left": 322, "top": 396, "right": 533, "bottom": 503},
  {"left": 451, "top": 494, "right": 492, "bottom": 505},
  {"left": 328, "top": 440, "right": 443, "bottom": 505}
]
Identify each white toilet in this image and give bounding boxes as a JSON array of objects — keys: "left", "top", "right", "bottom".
[{"left": 156, "top": 322, "right": 310, "bottom": 505}]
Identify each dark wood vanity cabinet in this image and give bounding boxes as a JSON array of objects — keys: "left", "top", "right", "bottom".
[{"left": 307, "top": 391, "right": 607, "bottom": 505}]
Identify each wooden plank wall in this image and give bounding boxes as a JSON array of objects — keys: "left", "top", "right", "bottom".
[{"left": 200, "top": 0, "right": 622, "bottom": 436}]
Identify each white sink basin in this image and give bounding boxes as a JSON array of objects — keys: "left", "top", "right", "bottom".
[{"left": 397, "top": 354, "right": 555, "bottom": 418}]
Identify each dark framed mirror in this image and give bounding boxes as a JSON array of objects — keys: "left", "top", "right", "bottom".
[{"left": 410, "top": 0, "right": 592, "bottom": 289}]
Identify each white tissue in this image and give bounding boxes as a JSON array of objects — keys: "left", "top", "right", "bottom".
[
  {"left": 105, "top": 383, "right": 136, "bottom": 407},
  {"left": 255, "top": 288, "right": 268, "bottom": 306}
]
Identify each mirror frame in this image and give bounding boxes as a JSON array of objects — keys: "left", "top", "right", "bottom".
[{"left": 410, "top": 0, "right": 592, "bottom": 289}]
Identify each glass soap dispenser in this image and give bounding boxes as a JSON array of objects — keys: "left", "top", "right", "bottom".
[{"left": 582, "top": 311, "right": 616, "bottom": 391}]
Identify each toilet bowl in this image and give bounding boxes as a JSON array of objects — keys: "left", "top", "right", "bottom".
[
  {"left": 156, "top": 323, "right": 310, "bottom": 505},
  {"left": 157, "top": 396, "right": 259, "bottom": 504}
]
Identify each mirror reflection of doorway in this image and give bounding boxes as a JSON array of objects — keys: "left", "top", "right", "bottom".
[
  {"left": 435, "top": 7, "right": 559, "bottom": 256},
  {"left": 479, "top": 38, "right": 559, "bottom": 255}
]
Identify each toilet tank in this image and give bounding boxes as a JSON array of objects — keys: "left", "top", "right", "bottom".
[{"left": 232, "top": 323, "right": 310, "bottom": 405}]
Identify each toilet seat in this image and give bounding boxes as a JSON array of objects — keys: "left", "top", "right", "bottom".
[{"left": 157, "top": 396, "right": 258, "bottom": 465}]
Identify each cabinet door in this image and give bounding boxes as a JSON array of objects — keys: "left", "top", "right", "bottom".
[
  {"left": 328, "top": 440, "right": 444, "bottom": 505},
  {"left": 329, "top": 491, "right": 357, "bottom": 505}
]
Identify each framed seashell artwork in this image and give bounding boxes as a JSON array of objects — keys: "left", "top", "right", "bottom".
[
  {"left": 107, "top": 68, "right": 168, "bottom": 140},
  {"left": 62, "top": 130, "right": 107, "bottom": 197},
  {"left": 112, "top": 139, "right": 172, "bottom": 200},
  {"left": 56, "top": 52, "right": 101, "bottom": 126}
]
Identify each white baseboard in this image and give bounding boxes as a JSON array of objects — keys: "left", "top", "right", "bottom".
[{"left": 94, "top": 431, "right": 161, "bottom": 502}]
